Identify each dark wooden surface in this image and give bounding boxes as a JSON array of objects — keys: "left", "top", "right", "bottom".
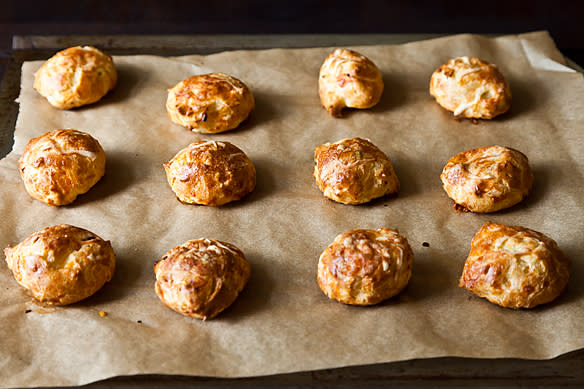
[
  {"left": 84, "top": 349, "right": 584, "bottom": 387},
  {"left": 1, "top": 34, "right": 583, "bottom": 388},
  {"left": 2, "top": 0, "right": 584, "bottom": 86}
]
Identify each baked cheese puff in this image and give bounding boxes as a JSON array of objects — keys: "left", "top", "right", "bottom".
[
  {"left": 314, "top": 137, "right": 399, "bottom": 204},
  {"left": 19, "top": 129, "right": 106, "bottom": 206},
  {"left": 430, "top": 56, "right": 511, "bottom": 119},
  {"left": 154, "top": 238, "right": 250, "bottom": 320},
  {"left": 4, "top": 224, "right": 116, "bottom": 305},
  {"left": 441, "top": 145, "right": 533, "bottom": 213},
  {"left": 318, "top": 228, "right": 413, "bottom": 305},
  {"left": 319, "top": 49, "right": 384, "bottom": 117},
  {"left": 34, "top": 46, "right": 117, "bottom": 109},
  {"left": 164, "top": 140, "right": 256, "bottom": 206},
  {"left": 459, "top": 222, "right": 570, "bottom": 309},
  {"left": 166, "top": 73, "right": 254, "bottom": 133}
]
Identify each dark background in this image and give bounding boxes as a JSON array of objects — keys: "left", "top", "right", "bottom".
[{"left": 1, "top": 0, "right": 583, "bottom": 82}]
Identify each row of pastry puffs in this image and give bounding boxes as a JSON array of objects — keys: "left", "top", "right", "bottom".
[
  {"left": 4, "top": 220, "right": 570, "bottom": 320},
  {"left": 3, "top": 45, "right": 570, "bottom": 320},
  {"left": 33, "top": 46, "right": 510, "bottom": 121},
  {"left": 18, "top": 129, "right": 532, "bottom": 211}
]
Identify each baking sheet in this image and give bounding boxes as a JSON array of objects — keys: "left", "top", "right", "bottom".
[{"left": 0, "top": 31, "right": 583, "bottom": 388}]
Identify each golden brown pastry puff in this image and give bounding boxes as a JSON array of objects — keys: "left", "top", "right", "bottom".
[
  {"left": 4, "top": 224, "right": 116, "bottom": 306},
  {"left": 154, "top": 238, "right": 250, "bottom": 320},
  {"left": 429, "top": 56, "right": 511, "bottom": 119},
  {"left": 33, "top": 46, "right": 117, "bottom": 109},
  {"left": 313, "top": 137, "right": 399, "bottom": 205},
  {"left": 319, "top": 48, "right": 384, "bottom": 117},
  {"left": 164, "top": 140, "right": 256, "bottom": 206},
  {"left": 459, "top": 222, "right": 570, "bottom": 309},
  {"left": 318, "top": 228, "right": 413, "bottom": 305},
  {"left": 440, "top": 145, "right": 533, "bottom": 213},
  {"left": 166, "top": 73, "right": 255, "bottom": 133},
  {"left": 19, "top": 129, "right": 107, "bottom": 206}
]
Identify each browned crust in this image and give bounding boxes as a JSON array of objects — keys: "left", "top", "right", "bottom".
[
  {"left": 4, "top": 224, "right": 116, "bottom": 305},
  {"left": 429, "top": 56, "right": 511, "bottom": 119},
  {"left": 319, "top": 48, "right": 384, "bottom": 117},
  {"left": 317, "top": 228, "right": 413, "bottom": 305},
  {"left": 164, "top": 140, "right": 256, "bottom": 206},
  {"left": 19, "top": 129, "right": 106, "bottom": 206},
  {"left": 459, "top": 222, "right": 570, "bottom": 309},
  {"left": 313, "top": 137, "right": 399, "bottom": 204},
  {"left": 166, "top": 72, "right": 255, "bottom": 133},
  {"left": 440, "top": 145, "right": 533, "bottom": 213},
  {"left": 33, "top": 46, "right": 117, "bottom": 109},
  {"left": 153, "top": 238, "right": 251, "bottom": 320}
]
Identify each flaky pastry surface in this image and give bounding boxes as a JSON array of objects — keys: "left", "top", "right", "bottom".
[
  {"left": 459, "top": 222, "right": 570, "bottom": 309},
  {"left": 4, "top": 224, "right": 116, "bottom": 306},
  {"left": 314, "top": 137, "right": 399, "bottom": 204},
  {"left": 164, "top": 140, "right": 256, "bottom": 206},
  {"left": 318, "top": 228, "right": 413, "bottom": 305},
  {"left": 440, "top": 145, "right": 533, "bottom": 213},
  {"left": 33, "top": 46, "right": 117, "bottom": 109},
  {"left": 19, "top": 129, "right": 106, "bottom": 206},
  {"left": 166, "top": 73, "right": 255, "bottom": 133},
  {"left": 429, "top": 56, "right": 511, "bottom": 119},
  {"left": 319, "top": 48, "right": 384, "bottom": 117},
  {"left": 154, "top": 238, "right": 250, "bottom": 320}
]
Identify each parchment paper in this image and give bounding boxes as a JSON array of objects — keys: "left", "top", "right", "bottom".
[{"left": 0, "top": 31, "right": 583, "bottom": 388}]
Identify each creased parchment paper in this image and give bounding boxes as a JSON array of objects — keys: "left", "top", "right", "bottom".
[{"left": 0, "top": 31, "right": 583, "bottom": 388}]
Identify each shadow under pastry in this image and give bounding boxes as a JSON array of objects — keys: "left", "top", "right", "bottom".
[
  {"left": 73, "top": 62, "right": 143, "bottom": 110},
  {"left": 68, "top": 150, "right": 141, "bottom": 206},
  {"left": 369, "top": 74, "right": 409, "bottom": 114},
  {"left": 217, "top": 156, "right": 277, "bottom": 208},
  {"left": 493, "top": 163, "right": 550, "bottom": 215},
  {"left": 537, "top": 244, "right": 583, "bottom": 309},
  {"left": 238, "top": 90, "right": 279, "bottom": 130},
  {"left": 214, "top": 252, "right": 276, "bottom": 322},
  {"left": 75, "top": 252, "right": 144, "bottom": 307},
  {"left": 496, "top": 76, "right": 538, "bottom": 121},
  {"left": 398, "top": 252, "right": 453, "bottom": 304},
  {"left": 198, "top": 90, "right": 279, "bottom": 136}
]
